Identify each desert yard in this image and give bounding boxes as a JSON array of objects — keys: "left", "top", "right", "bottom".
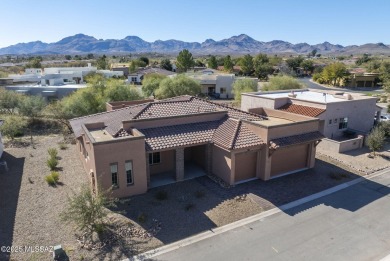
[{"left": 0, "top": 134, "right": 388, "bottom": 260}]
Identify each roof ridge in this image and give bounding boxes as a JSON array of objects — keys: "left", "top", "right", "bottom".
[
  {"left": 132, "top": 102, "right": 153, "bottom": 119},
  {"left": 230, "top": 120, "right": 242, "bottom": 149}
]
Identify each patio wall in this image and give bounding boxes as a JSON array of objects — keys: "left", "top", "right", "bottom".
[{"left": 318, "top": 136, "right": 364, "bottom": 153}]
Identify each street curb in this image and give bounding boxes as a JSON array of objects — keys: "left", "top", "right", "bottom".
[{"left": 126, "top": 168, "right": 390, "bottom": 261}]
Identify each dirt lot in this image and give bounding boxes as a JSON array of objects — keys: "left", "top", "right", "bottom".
[{"left": 0, "top": 134, "right": 381, "bottom": 261}]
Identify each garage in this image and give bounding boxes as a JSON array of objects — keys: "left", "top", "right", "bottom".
[
  {"left": 270, "top": 144, "right": 309, "bottom": 177},
  {"left": 234, "top": 151, "right": 258, "bottom": 183}
]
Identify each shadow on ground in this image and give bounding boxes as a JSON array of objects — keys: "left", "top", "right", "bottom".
[
  {"left": 0, "top": 152, "right": 25, "bottom": 261},
  {"left": 115, "top": 158, "right": 388, "bottom": 247}
]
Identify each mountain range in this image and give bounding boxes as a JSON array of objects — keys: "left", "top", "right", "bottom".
[{"left": 1, "top": 33, "right": 389, "bottom": 55}]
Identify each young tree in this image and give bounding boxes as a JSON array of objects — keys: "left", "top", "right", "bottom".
[
  {"left": 60, "top": 185, "right": 119, "bottom": 242},
  {"left": 286, "top": 56, "right": 304, "bottom": 71},
  {"left": 0, "top": 89, "right": 24, "bottom": 114},
  {"left": 129, "top": 61, "right": 137, "bottom": 73},
  {"left": 142, "top": 73, "right": 167, "bottom": 97},
  {"left": 160, "top": 58, "right": 173, "bottom": 71},
  {"left": 208, "top": 56, "right": 218, "bottom": 69},
  {"left": 232, "top": 79, "right": 258, "bottom": 104},
  {"left": 366, "top": 126, "right": 385, "bottom": 157},
  {"left": 96, "top": 55, "right": 108, "bottom": 69},
  {"left": 263, "top": 75, "right": 303, "bottom": 91},
  {"left": 25, "top": 58, "right": 42, "bottom": 69},
  {"left": 104, "top": 79, "right": 143, "bottom": 102},
  {"left": 254, "top": 54, "right": 273, "bottom": 80},
  {"left": 240, "top": 54, "right": 254, "bottom": 76},
  {"left": 300, "top": 60, "right": 314, "bottom": 74},
  {"left": 18, "top": 95, "right": 46, "bottom": 121},
  {"left": 155, "top": 75, "right": 201, "bottom": 99},
  {"left": 176, "top": 49, "right": 194, "bottom": 72},
  {"left": 223, "top": 55, "right": 234, "bottom": 72},
  {"left": 139, "top": 56, "right": 149, "bottom": 66}
]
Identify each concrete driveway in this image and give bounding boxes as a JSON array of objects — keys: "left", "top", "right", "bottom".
[{"left": 149, "top": 170, "right": 390, "bottom": 261}]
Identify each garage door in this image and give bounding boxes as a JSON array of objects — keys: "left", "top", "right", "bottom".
[
  {"left": 270, "top": 144, "right": 309, "bottom": 177},
  {"left": 235, "top": 151, "right": 257, "bottom": 182}
]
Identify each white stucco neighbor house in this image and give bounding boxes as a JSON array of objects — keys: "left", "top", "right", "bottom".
[{"left": 241, "top": 89, "right": 380, "bottom": 139}]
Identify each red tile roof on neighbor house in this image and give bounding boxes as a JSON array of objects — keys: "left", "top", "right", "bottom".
[
  {"left": 141, "top": 117, "right": 264, "bottom": 151},
  {"left": 69, "top": 95, "right": 265, "bottom": 138},
  {"left": 277, "top": 103, "right": 325, "bottom": 117}
]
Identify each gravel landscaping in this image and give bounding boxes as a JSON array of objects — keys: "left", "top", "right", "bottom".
[{"left": 0, "top": 133, "right": 380, "bottom": 261}]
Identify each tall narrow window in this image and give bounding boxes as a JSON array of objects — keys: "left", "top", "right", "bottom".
[
  {"left": 149, "top": 152, "right": 161, "bottom": 165},
  {"left": 339, "top": 117, "right": 348, "bottom": 129},
  {"left": 110, "top": 163, "right": 118, "bottom": 188},
  {"left": 125, "top": 161, "right": 133, "bottom": 185}
]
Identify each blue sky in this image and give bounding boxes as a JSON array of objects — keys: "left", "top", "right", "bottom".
[{"left": 1, "top": 0, "right": 389, "bottom": 48}]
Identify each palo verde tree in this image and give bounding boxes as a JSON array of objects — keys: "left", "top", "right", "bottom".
[
  {"left": 366, "top": 126, "right": 385, "bottom": 157},
  {"left": 232, "top": 78, "right": 258, "bottom": 104},
  {"left": 142, "top": 73, "right": 167, "bottom": 97},
  {"left": 155, "top": 74, "right": 201, "bottom": 99},
  {"left": 176, "top": 49, "right": 194, "bottom": 72},
  {"left": 263, "top": 75, "right": 303, "bottom": 91},
  {"left": 160, "top": 58, "right": 173, "bottom": 71}
]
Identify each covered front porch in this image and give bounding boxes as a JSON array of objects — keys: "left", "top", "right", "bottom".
[{"left": 147, "top": 144, "right": 211, "bottom": 189}]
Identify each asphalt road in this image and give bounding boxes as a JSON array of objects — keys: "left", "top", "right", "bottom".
[{"left": 153, "top": 172, "right": 390, "bottom": 261}]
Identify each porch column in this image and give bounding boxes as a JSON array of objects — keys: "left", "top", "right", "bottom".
[
  {"left": 206, "top": 144, "right": 212, "bottom": 175},
  {"left": 176, "top": 148, "right": 184, "bottom": 181},
  {"left": 146, "top": 153, "right": 150, "bottom": 187}
]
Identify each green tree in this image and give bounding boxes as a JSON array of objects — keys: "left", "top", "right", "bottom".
[
  {"left": 139, "top": 56, "right": 149, "bottom": 66},
  {"left": 254, "top": 54, "right": 273, "bottom": 80},
  {"left": 176, "top": 49, "right": 194, "bottom": 72},
  {"left": 155, "top": 75, "right": 201, "bottom": 99},
  {"left": 223, "top": 55, "right": 234, "bottom": 72},
  {"left": 286, "top": 56, "right": 304, "bottom": 71},
  {"left": 311, "top": 49, "right": 317, "bottom": 58},
  {"left": 240, "top": 54, "right": 254, "bottom": 76},
  {"left": 129, "top": 61, "right": 137, "bottom": 73},
  {"left": 300, "top": 60, "right": 314, "bottom": 74},
  {"left": 142, "top": 73, "right": 167, "bottom": 97},
  {"left": 60, "top": 185, "right": 120, "bottom": 242},
  {"left": 160, "top": 58, "right": 173, "bottom": 71},
  {"left": 25, "top": 58, "right": 42, "bottom": 69},
  {"left": 87, "top": 53, "right": 94, "bottom": 59},
  {"left": 96, "top": 55, "right": 108, "bottom": 69},
  {"left": 65, "top": 55, "right": 72, "bottom": 60},
  {"left": 0, "top": 116, "right": 27, "bottom": 140},
  {"left": 356, "top": 53, "right": 371, "bottom": 66},
  {"left": 208, "top": 56, "right": 218, "bottom": 69},
  {"left": 379, "top": 62, "right": 390, "bottom": 91},
  {"left": 18, "top": 95, "right": 45, "bottom": 121},
  {"left": 320, "top": 62, "right": 349, "bottom": 86},
  {"left": 366, "top": 126, "right": 385, "bottom": 157},
  {"left": 104, "top": 79, "right": 143, "bottom": 101},
  {"left": 263, "top": 75, "right": 303, "bottom": 91},
  {"left": 0, "top": 89, "right": 24, "bottom": 114},
  {"left": 232, "top": 79, "right": 258, "bottom": 104}
]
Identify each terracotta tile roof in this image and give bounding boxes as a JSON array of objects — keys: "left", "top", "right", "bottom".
[
  {"left": 270, "top": 131, "right": 324, "bottom": 148},
  {"left": 277, "top": 103, "right": 325, "bottom": 117},
  {"left": 233, "top": 123, "right": 264, "bottom": 149},
  {"left": 141, "top": 121, "right": 220, "bottom": 151},
  {"left": 212, "top": 118, "right": 240, "bottom": 149},
  {"left": 70, "top": 95, "right": 264, "bottom": 138}
]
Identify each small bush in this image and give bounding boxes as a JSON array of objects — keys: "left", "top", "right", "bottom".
[
  {"left": 155, "top": 190, "right": 168, "bottom": 200},
  {"left": 51, "top": 171, "right": 60, "bottom": 182},
  {"left": 58, "top": 143, "right": 68, "bottom": 150},
  {"left": 48, "top": 148, "right": 58, "bottom": 159},
  {"left": 185, "top": 203, "right": 195, "bottom": 211},
  {"left": 94, "top": 223, "right": 106, "bottom": 234},
  {"left": 45, "top": 174, "right": 56, "bottom": 186},
  {"left": 47, "top": 157, "right": 58, "bottom": 170},
  {"left": 195, "top": 190, "right": 205, "bottom": 198}
]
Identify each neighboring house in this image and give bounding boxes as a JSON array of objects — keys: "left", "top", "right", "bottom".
[
  {"left": 112, "top": 65, "right": 129, "bottom": 78},
  {"left": 346, "top": 72, "right": 379, "bottom": 88},
  {"left": 186, "top": 69, "right": 257, "bottom": 99},
  {"left": 70, "top": 95, "right": 323, "bottom": 198},
  {"left": 127, "top": 67, "right": 176, "bottom": 85},
  {"left": 241, "top": 89, "right": 380, "bottom": 139}
]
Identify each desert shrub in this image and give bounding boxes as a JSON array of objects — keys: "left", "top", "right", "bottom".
[
  {"left": 48, "top": 148, "right": 58, "bottom": 159},
  {"left": 154, "top": 190, "right": 168, "bottom": 200},
  {"left": 51, "top": 171, "right": 60, "bottom": 183},
  {"left": 59, "top": 143, "right": 68, "bottom": 150},
  {"left": 45, "top": 174, "right": 56, "bottom": 186},
  {"left": 47, "top": 157, "right": 58, "bottom": 170},
  {"left": 137, "top": 212, "right": 147, "bottom": 223},
  {"left": 263, "top": 75, "right": 303, "bottom": 91}
]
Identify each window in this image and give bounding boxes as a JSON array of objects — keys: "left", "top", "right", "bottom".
[
  {"left": 220, "top": 88, "right": 226, "bottom": 94},
  {"left": 149, "top": 152, "right": 161, "bottom": 165},
  {"left": 339, "top": 117, "right": 348, "bottom": 129},
  {"left": 328, "top": 119, "right": 332, "bottom": 125},
  {"left": 334, "top": 118, "right": 338, "bottom": 124},
  {"left": 110, "top": 163, "right": 118, "bottom": 188},
  {"left": 131, "top": 77, "right": 137, "bottom": 82},
  {"left": 125, "top": 161, "right": 133, "bottom": 185}
]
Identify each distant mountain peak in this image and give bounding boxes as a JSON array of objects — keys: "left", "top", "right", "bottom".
[{"left": 0, "top": 34, "right": 388, "bottom": 55}]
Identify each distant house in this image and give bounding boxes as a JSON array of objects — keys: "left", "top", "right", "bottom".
[
  {"left": 70, "top": 95, "right": 323, "bottom": 198},
  {"left": 112, "top": 65, "right": 129, "bottom": 78},
  {"left": 127, "top": 67, "right": 176, "bottom": 85},
  {"left": 346, "top": 69, "right": 379, "bottom": 88}
]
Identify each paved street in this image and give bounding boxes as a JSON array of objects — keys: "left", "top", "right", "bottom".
[{"left": 152, "top": 172, "right": 390, "bottom": 261}]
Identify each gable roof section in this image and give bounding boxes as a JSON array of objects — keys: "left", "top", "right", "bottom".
[
  {"left": 270, "top": 131, "right": 324, "bottom": 148},
  {"left": 277, "top": 103, "right": 325, "bottom": 117},
  {"left": 69, "top": 95, "right": 264, "bottom": 138},
  {"left": 232, "top": 122, "right": 264, "bottom": 149}
]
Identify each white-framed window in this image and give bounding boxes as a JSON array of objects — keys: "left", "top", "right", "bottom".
[
  {"left": 125, "top": 161, "right": 133, "bottom": 185},
  {"left": 110, "top": 163, "right": 118, "bottom": 188},
  {"left": 339, "top": 117, "right": 348, "bottom": 129},
  {"left": 149, "top": 152, "right": 161, "bottom": 165}
]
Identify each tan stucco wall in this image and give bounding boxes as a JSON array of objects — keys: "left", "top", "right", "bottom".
[
  {"left": 150, "top": 150, "right": 175, "bottom": 175},
  {"left": 267, "top": 121, "right": 319, "bottom": 140},
  {"left": 212, "top": 145, "right": 232, "bottom": 184},
  {"left": 93, "top": 138, "right": 147, "bottom": 198},
  {"left": 234, "top": 151, "right": 257, "bottom": 182},
  {"left": 270, "top": 144, "right": 309, "bottom": 177},
  {"left": 241, "top": 94, "right": 277, "bottom": 111}
]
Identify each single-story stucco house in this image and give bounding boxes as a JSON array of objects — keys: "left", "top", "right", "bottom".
[{"left": 70, "top": 95, "right": 323, "bottom": 198}]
